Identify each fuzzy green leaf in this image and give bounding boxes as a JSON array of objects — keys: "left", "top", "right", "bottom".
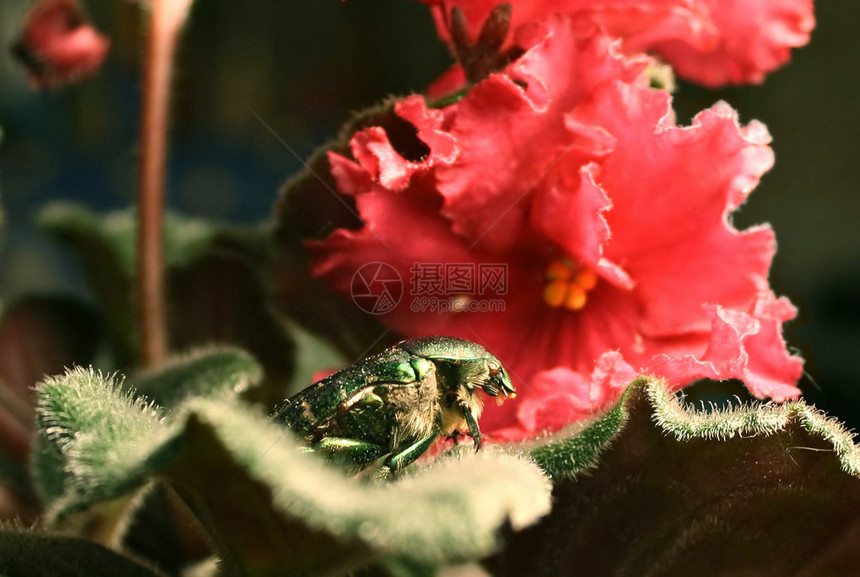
[
  {"left": 166, "top": 247, "right": 296, "bottom": 400},
  {"left": 39, "top": 204, "right": 297, "bottom": 387},
  {"left": 34, "top": 368, "right": 551, "bottom": 574},
  {"left": 169, "top": 398, "right": 551, "bottom": 576},
  {"left": 0, "top": 524, "right": 165, "bottom": 577},
  {"left": 35, "top": 367, "right": 179, "bottom": 511},
  {"left": 38, "top": 204, "right": 137, "bottom": 364},
  {"left": 528, "top": 386, "right": 629, "bottom": 480},
  {"left": 39, "top": 204, "right": 217, "bottom": 367},
  {"left": 128, "top": 347, "right": 263, "bottom": 408},
  {"left": 487, "top": 377, "right": 860, "bottom": 576},
  {"left": 39, "top": 204, "right": 217, "bottom": 279},
  {"left": 30, "top": 433, "right": 68, "bottom": 504}
]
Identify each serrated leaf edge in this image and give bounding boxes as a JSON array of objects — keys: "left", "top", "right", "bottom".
[
  {"left": 647, "top": 378, "right": 860, "bottom": 476},
  {"left": 528, "top": 377, "right": 860, "bottom": 480}
]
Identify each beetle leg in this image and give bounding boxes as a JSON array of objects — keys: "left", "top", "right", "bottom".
[
  {"left": 317, "top": 437, "right": 387, "bottom": 467},
  {"left": 386, "top": 429, "right": 441, "bottom": 473},
  {"left": 460, "top": 402, "right": 482, "bottom": 451},
  {"left": 448, "top": 429, "right": 462, "bottom": 445}
]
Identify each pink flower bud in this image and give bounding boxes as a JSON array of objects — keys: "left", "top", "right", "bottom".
[{"left": 11, "top": 0, "right": 110, "bottom": 89}]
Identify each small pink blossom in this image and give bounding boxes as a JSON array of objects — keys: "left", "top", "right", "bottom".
[
  {"left": 12, "top": 0, "right": 109, "bottom": 89},
  {"left": 424, "top": 0, "right": 814, "bottom": 87},
  {"left": 310, "top": 15, "right": 803, "bottom": 440}
]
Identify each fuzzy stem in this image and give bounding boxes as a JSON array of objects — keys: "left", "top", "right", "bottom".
[{"left": 137, "top": 0, "right": 192, "bottom": 367}]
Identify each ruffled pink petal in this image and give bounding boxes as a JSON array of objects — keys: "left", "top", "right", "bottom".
[
  {"left": 651, "top": 0, "right": 815, "bottom": 86},
  {"left": 582, "top": 86, "right": 777, "bottom": 336},
  {"left": 485, "top": 351, "right": 638, "bottom": 440},
  {"left": 515, "top": 368, "right": 594, "bottom": 435},
  {"left": 437, "top": 74, "right": 540, "bottom": 252},
  {"left": 645, "top": 296, "right": 803, "bottom": 400},
  {"left": 310, "top": 173, "right": 474, "bottom": 298},
  {"left": 426, "top": 65, "right": 468, "bottom": 101},
  {"left": 592, "top": 350, "right": 641, "bottom": 393},
  {"left": 347, "top": 96, "right": 458, "bottom": 191},
  {"left": 427, "top": 0, "right": 711, "bottom": 55},
  {"left": 424, "top": 0, "right": 813, "bottom": 87},
  {"left": 436, "top": 18, "right": 649, "bottom": 253},
  {"left": 395, "top": 96, "right": 459, "bottom": 164},
  {"left": 328, "top": 152, "right": 375, "bottom": 197},
  {"left": 350, "top": 127, "right": 413, "bottom": 191},
  {"left": 530, "top": 163, "right": 611, "bottom": 269}
]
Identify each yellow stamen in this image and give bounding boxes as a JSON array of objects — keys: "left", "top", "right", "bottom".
[
  {"left": 545, "top": 260, "right": 572, "bottom": 281},
  {"left": 543, "top": 280, "right": 567, "bottom": 308},
  {"left": 543, "top": 259, "right": 599, "bottom": 311},
  {"left": 573, "top": 268, "right": 598, "bottom": 291},
  {"left": 564, "top": 284, "right": 587, "bottom": 311}
]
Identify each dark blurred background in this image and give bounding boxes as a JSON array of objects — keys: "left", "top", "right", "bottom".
[{"left": 0, "top": 2, "right": 857, "bottom": 425}]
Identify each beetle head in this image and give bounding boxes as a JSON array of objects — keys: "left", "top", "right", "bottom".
[
  {"left": 398, "top": 336, "right": 516, "bottom": 400},
  {"left": 478, "top": 360, "right": 516, "bottom": 399}
]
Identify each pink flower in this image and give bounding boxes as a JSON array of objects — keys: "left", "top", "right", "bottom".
[
  {"left": 424, "top": 0, "right": 814, "bottom": 87},
  {"left": 12, "top": 0, "right": 109, "bottom": 89},
  {"left": 310, "top": 15, "right": 803, "bottom": 440},
  {"left": 648, "top": 0, "right": 816, "bottom": 86}
]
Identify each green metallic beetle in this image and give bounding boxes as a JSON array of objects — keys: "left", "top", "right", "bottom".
[{"left": 271, "top": 336, "right": 516, "bottom": 472}]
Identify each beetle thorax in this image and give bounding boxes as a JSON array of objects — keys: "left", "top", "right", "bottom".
[
  {"left": 439, "top": 387, "right": 483, "bottom": 437},
  {"left": 393, "top": 380, "right": 439, "bottom": 448}
]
